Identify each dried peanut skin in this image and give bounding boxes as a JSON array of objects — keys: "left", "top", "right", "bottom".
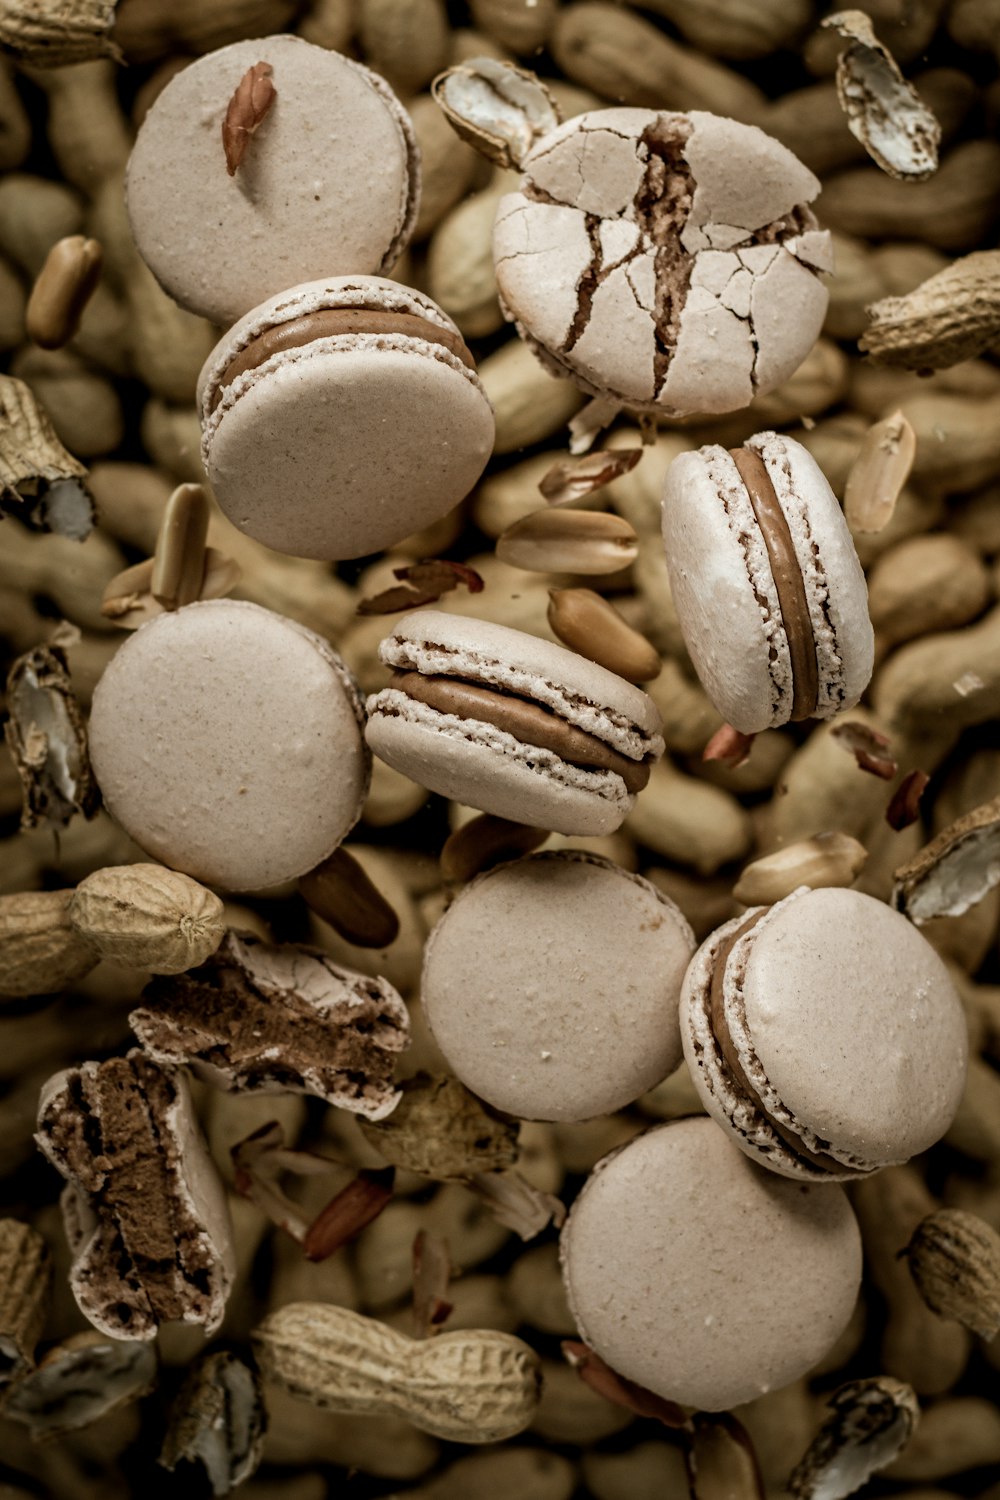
[
  {"left": 68, "top": 862, "right": 225, "bottom": 973},
  {"left": 0, "top": 890, "right": 98, "bottom": 996},
  {"left": 253, "top": 1303, "right": 541, "bottom": 1442}
]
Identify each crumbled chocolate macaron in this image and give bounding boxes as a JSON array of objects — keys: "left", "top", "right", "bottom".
[
  {"left": 130, "top": 931, "right": 409, "bottom": 1119},
  {"left": 492, "top": 107, "right": 831, "bottom": 416},
  {"left": 36, "top": 1053, "right": 234, "bottom": 1340},
  {"left": 365, "top": 611, "right": 664, "bottom": 835},
  {"left": 197, "top": 277, "right": 495, "bottom": 560},
  {"left": 680, "top": 887, "right": 969, "bottom": 1181},
  {"left": 662, "top": 431, "right": 874, "bottom": 732}
]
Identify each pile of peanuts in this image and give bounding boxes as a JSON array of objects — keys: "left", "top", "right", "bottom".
[{"left": 2, "top": 0, "right": 1000, "bottom": 1496}]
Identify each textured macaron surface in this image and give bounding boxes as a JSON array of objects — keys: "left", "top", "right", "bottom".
[
  {"left": 662, "top": 432, "right": 873, "bottom": 732},
  {"left": 198, "top": 279, "right": 494, "bottom": 561},
  {"left": 88, "top": 600, "right": 370, "bottom": 892},
  {"left": 682, "top": 887, "right": 968, "bottom": 1178},
  {"left": 126, "top": 36, "right": 419, "bottom": 326},
  {"left": 493, "top": 109, "right": 831, "bottom": 416},
  {"left": 560, "top": 1117, "right": 862, "bottom": 1410},
  {"left": 421, "top": 852, "right": 694, "bottom": 1120}
]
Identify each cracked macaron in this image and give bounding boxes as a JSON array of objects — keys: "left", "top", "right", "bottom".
[
  {"left": 680, "top": 886, "right": 969, "bottom": 1182},
  {"left": 364, "top": 610, "right": 664, "bottom": 835},
  {"left": 198, "top": 276, "right": 495, "bottom": 560},
  {"left": 492, "top": 108, "right": 831, "bottom": 416},
  {"left": 560, "top": 1117, "right": 863, "bottom": 1411},
  {"left": 126, "top": 35, "right": 420, "bottom": 326},
  {"left": 88, "top": 600, "right": 370, "bottom": 892},
  {"left": 421, "top": 851, "right": 694, "bottom": 1121},
  {"left": 661, "top": 430, "right": 874, "bottom": 733}
]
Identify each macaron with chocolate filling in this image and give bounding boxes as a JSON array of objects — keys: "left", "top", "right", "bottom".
[
  {"left": 197, "top": 277, "right": 495, "bottom": 560},
  {"left": 661, "top": 431, "right": 873, "bottom": 733},
  {"left": 364, "top": 611, "right": 664, "bottom": 835},
  {"left": 680, "top": 886, "right": 968, "bottom": 1182}
]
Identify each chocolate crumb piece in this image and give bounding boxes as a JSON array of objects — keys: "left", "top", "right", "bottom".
[
  {"left": 222, "top": 62, "right": 276, "bottom": 177},
  {"left": 787, "top": 1376, "right": 919, "bottom": 1500},
  {"left": 35, "top": 1052, "right": 234, "bottom": 1341},
  {"left": 3, "top": 1332, "right": 157, "bottom": 1435},
  {"left": 892, "top": 794, "right": 1000, "bottom": 924},
  {"left": 130, "top": 930, "right": 409, "bottom": 1119},
  {"left": 4, "top": 636, "right": 100, "bottom": 831},
  {"left": 160, "top": 1350, "right": 265, "bottom": 1496}
]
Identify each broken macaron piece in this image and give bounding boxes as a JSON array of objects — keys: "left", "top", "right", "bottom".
[
  {"left": 489, "top": 99, "right": 831, "bottom": 415},
  {"left": 130, "top": 931, "right": 409, "bottom": 1120},
  {"left": 35, "top": 1053, "right": 234, "bottom": 1341},
  {"left": 126, "top": 35, "right": 420, "bottom": 327},
  {"left": 364, "top": 610, "right": 664, "bottom": 835},
  {"left": 197, "top": 277, "right": 495, "bottom": 560},
  {"left": 680, "top": 886, "right": 968, "bottom": 1182},
  {"left": 661, "top": 431, "right": 874, "bottom": 733}
]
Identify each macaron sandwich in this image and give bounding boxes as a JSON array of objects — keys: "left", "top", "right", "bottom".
[
  {"left": 662, "top": 430, "right": 874, "bottom": 732},
  {"left": 365, "top": 611, "right": 664, "bottom": 834},
  {"left": 681, "top": 886, "right": 968, "bottom": 1181},
  {"left": 197, "top": 277, "right": 496, "bottom": 560}
]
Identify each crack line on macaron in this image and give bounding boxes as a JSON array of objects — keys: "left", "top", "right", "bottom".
[
  {"left": 387, "top": 669, "right": 652, "bottom": 792},
  {"left": 510, "top": 114, "right": 821, "bottom": 406},
  {"left": 730, "top": 446, "right": 819, "bottom": 722}
]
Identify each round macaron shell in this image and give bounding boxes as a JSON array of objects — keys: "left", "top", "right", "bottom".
[
  {"left": 420, "top": 852, "right": 694, "bottom": 1120},
  {"left": 680, "top": 887, "right": 968, "bottom": 1179},
  {"left": 560, "top": 1117, "right": 862, "bottom": 1410},
  {"left": 199, "top": 280, "right": 494, "bottom": 561},
  {"left": 125, "top": 36, "right": 419, "bottom": 327},
  {"left": 88, "top": 600, "right": 370, "bottom": 892}
]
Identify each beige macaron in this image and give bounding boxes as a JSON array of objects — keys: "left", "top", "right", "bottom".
[
  {"left": 420, "top": 851, "right": 694, "bottom": 1121},
  {"left": 88, "top": 600, "right": 369, "bottom": 892}
]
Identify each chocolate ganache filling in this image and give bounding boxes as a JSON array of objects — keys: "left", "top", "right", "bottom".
[
  {"left": 708, "top": 910, "right": 847, "bottom": 1175},
  {"left": 729, "top": 446, "right": 819, "bottom": 722},
  {"left": 389, "top": 670, "right": 651, "bottom": 793},
  {"left": 211, "top": 307, "right": 476, "bottom": 411}
]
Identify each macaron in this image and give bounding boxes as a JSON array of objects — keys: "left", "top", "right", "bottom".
[
  {"left": 421, "top": 851, "right": 694, "bottom": 1121},
  {"left": 88, "top": 600, "right": 370, "bottom": 892},
  {"left": 492, "top": 108, "right": 831, "bottom": 416},
  {"left": 680, "top": 886, "right": 968, "bottom": 1182},
  {"left": 197, "top": 276, "right": 496, "bottom": 560},
  {"left": 661, "top": 431, "right": 874, "bottom": 733},
  {"left": 560, "top": 1117, "right": 862, "bottom": 1411},
  {"left": 126, "top": 35, "right": 420, "bottom": 326},
  {"left": 364, "top": 610, "right": 664, "bottom": 835}
]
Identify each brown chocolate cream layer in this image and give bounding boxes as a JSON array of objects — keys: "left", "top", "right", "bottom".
[
  {"left": 708, "top": 911, "right": 845, "bottom": 1175},
  {"left": 389, "top": 670, "right": 651, "bottom": 794},
  {"left": 729, "top": 446, "right": 819, "bottom": 722},
  {"left": 210, "top": 307, "right": 476, "bottom": 411}
]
